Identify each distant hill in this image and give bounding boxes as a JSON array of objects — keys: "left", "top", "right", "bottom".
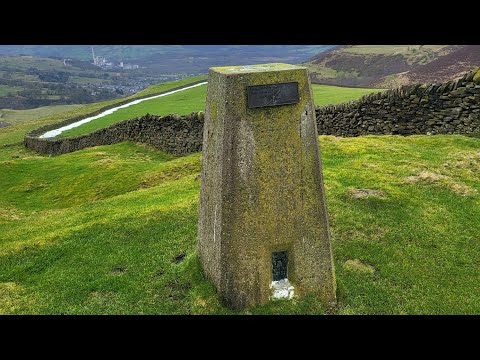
[
  {"left": 396, "top": 45, "right": 480, "bottom": 85},
  {"left": 0, "top": 45, "right": 336, "bottom": 65},
  {"left": 0, "top": 45, "right": 336, "bottom": 109},
  {"left": 305, "top": 45, "right": 480, "bottom": 88}
]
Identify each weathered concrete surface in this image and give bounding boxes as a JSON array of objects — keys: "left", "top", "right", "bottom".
[{"left": 197, "top": 63, "right": 336, "bottom": 309}]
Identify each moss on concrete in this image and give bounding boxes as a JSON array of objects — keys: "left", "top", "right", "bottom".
[
  {"left": 213, "top": 63, "right": 305, "bottom": 74},
  {"left": 198, "top": 63, "right": 336, "bottom": 309}
]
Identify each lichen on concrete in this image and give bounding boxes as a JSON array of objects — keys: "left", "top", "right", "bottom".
[{"left": 197, "top": 63, "right": 336, "bottom": 309}]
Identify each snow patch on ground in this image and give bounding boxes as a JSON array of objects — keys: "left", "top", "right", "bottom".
[
  {"left": 39, "top": 82, "right": 207, "bottom": 139},
  {"left": 270, "top": 279, "right": 295, "bottom": 300}
]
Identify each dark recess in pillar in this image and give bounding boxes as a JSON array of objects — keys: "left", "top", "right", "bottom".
[{"left": 272, "top": 251, "right": 288, "bottom": 281}]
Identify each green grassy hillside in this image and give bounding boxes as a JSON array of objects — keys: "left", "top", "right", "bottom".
[
  {"left": 0, "top": 76, "right": 206, "bottom": 146},
  {"left": 1, "top": 135, "right": 479, "bottom": 314},
  {"left": 56, "top": 83, "right": 380, "bottom": 139}
]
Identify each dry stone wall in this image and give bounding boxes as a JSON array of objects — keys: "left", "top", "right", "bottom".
[
  {"left": 315, "top": 68, "right": 480, "bottom": 136},
  {"left": 25, "top": 112, "right": 204, "bottom": 156},
  {"left": 24, "top": 69, "right": 480, "bottom": 157}
]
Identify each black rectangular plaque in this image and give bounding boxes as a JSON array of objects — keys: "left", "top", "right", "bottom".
[
  {"left": 272, "top": 251, "right": 288, "bottom": 281},
  {"left": 247, "top": 82, "right": 299, "bottom": 108}
]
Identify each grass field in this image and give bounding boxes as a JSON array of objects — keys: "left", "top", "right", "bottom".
[
  {"left": 0, "top": 85, "right": 22, "bottom": 97},
  {"left": 312, "top": 85, "right": 380, "bottom": 107},
  {"left": 0, "top": 105, "right": 84, "bottom": 126},
  {"left": 0, "top": 134, "right": 479, "bottom": 314},
  {"left": 0, "top": 55, "right": 115, "bottom": 86},
  {"left": 56, "top": 83, "right": 380, "bottom": 139}
]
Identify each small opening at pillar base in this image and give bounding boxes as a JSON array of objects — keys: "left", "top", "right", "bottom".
[
  {"left": 272, "top": 250, "right": 288, "bottom": 281},
  {"left": 271, "top": 250, "right": 294, "bottom": 300}
]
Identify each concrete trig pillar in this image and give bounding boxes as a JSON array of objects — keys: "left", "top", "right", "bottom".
[{"left": 198, "top": 63, "right": 336, "bottom": 309}]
